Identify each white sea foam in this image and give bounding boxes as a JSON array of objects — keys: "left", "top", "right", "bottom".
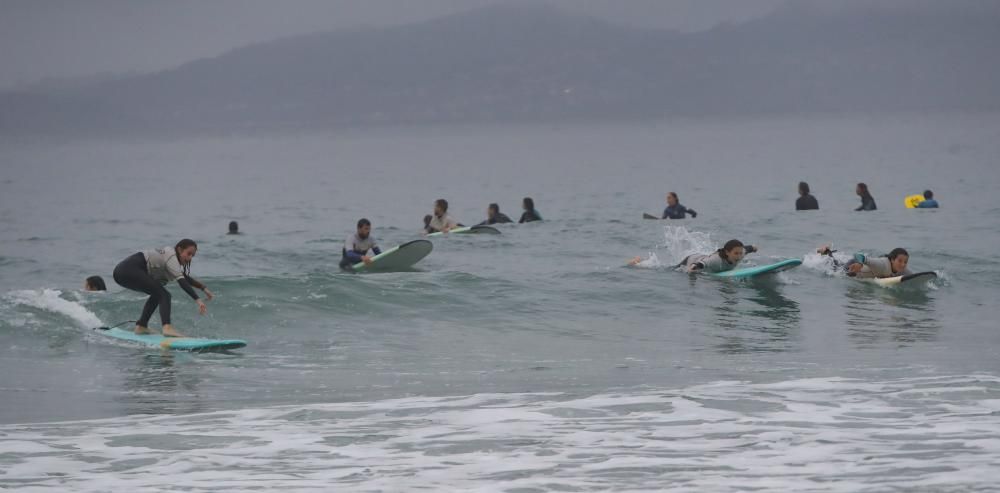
[
  {"left": 5, "top": 289, "right": 102, "bottom": 329},
  {"left": 2, "top": 375, "right": 998, "bottom": 492}
]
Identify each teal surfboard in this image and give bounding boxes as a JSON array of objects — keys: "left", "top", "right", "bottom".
[
  {"left": 710, "top": 258, "right": 802, "bottom": 279},
  {"left": 352, "top": 239, "right": 433, "bottom": 272},
  {"left": 426, "top": 225, "right": 501, "bottom": 237},
  {"left": 95, "top": 327, "right": 246, "bottom": 352},
  {"left": 865, "top": 271, "right": 937, "bottom": 287}
]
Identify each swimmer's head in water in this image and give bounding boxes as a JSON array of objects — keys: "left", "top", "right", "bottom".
[
  {"left": 488, "top": 203, "right": 499, "bottom": 217},
  {"left": 888, "top": 247, "right": 909, "bottom": 273},
  {"left": 799, "top": 182, "right": 810, "bottom": 196},
  {"left": 720, "top": 239, "right": 746, "bottom": 262},
  {"left": 924, "top": 190, "right": 934, "bottom": 199},
  {"left": 856, "top": 182, "right": 869, "bottom": 196},
  {"left": 434, "top": 199, "right": 448, "bottom": 216},
  {"left": 522, "top": 197, "right": 534, "bottom": 210},
  {"left": 228, "top": 221, "right": 239, "bottom": 234},
  {"left": 667, "top": 192, "right": 678, "bottom": 206},
  {"left": 357, "top": 218, "right": 371, "bottom": 238},
  {"left": 84, "top": 276, "right": 106, "bottom": 291}
]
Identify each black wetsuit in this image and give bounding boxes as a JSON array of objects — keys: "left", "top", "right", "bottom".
[
  {"left": 663, "top": 204, "right": 697, "bottom": 219},
  {"left": 519, "top": 209, "right": 542, "bottom": 223},
  {"left": 113, "top": 252, "right": 199, "bottom": 326},
  {"left": 856, "top": 194, "right": 877, "bottom": 211},
  {"left": 477, "top": 213, "right": 513, "bottom": 226},
  {"left": 796, "top": 194, "right": 819, "bottom": 210}
]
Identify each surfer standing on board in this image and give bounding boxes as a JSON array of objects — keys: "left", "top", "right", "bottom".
[
  {"left": 112, "top": 239, "right": 212, "bottom": 337},
  {"left": 340, "top": 218, "right": 382, "bottom": 269}
]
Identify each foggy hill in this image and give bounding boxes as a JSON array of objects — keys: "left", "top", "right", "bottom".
[{"left": 3, "top": 1, "right": 999, "bottom": 134}]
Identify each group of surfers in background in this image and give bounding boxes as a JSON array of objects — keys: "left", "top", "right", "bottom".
[{"left": 90, "top": 182, "right": 936, "bottom": 337}]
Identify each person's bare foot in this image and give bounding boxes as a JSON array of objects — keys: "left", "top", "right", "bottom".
[
  {"left": 161, "top": 324, "right": 185, "bottom": 338},
  {"left": 134, "top": 325, "right": 153, "bottom": 335}
]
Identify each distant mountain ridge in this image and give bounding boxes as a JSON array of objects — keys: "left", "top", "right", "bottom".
[{"left": 3, "top": 1, "right": 999, "bottom": 134}]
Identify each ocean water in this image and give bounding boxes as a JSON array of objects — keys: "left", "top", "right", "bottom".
[{"left": 2, "top": 113, "right": 1000, "bottom": 491}]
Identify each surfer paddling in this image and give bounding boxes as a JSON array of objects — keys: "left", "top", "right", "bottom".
[
  {"left": 629, "top": 239, "right": 758, "bottom": 273},
  {"left": 817, "top": 245, "right": 912, "bottom": 278},
  {"left": 112, "top": 239, "right": 212, "bottom": 337}
]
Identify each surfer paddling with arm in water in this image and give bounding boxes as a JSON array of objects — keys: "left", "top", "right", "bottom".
[
  {"left": 340, "top": 218, "right": 382, "bottom": 270},
  {"left": 662, "top": 192, "right": 697, "bottom": 219},
  {"left": 112, "top": 239, "right": 212, "bottom": 337},
  {"left": 628, "top": 239, "right": 758, "bottom": 272},
  {"left": 817, "top": 245, "right": 912, "bottom": 278},
  {"left": 424, "top": 199, "right": 461, "bottom": 234}
]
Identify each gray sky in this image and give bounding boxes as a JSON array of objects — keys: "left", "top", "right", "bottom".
[{"left": 0, "top": 0, "right": 785, "bottom": 89}]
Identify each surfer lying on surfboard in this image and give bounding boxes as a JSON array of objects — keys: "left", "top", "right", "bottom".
[
  {"left": 817, "top": 245, "right": 912, "bottom": 278},
  {"left": 112, "top": 239, "right": 213, "bottom": 337},
  {"left": 628, "top": 239, "right": 758, "bottom": 273},
  {"left": 340, "top": 218, "right": 382, "bottom": 269}
]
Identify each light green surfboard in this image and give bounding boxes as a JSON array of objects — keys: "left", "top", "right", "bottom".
[
  {"left": 352, "top": 239, "right": 433, "bottom": 272},
  {"left": 426, "top": 225, "right": 501, "bottom": 237},
  {"left": 95, "top": 327, "right": 246, "bottom": 352}
]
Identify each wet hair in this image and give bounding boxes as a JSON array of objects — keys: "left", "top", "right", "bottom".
[
  {"left": 228, "top": 221, "right": 238, "bottom": 233},
  {"left": 435, "top": 199, "right": 449, "bottom": 212},
  {"left": 668, "top": 192, "right": 678, "bottom": 202},
  {"left": 174, "top": 239, "right": 198, "bottom": 273},
  {"left": 357, "top": 218, "right": 371, "bottom": 228},
  {"left": 923, "top": 190, "right": 933, "bottom": 199},
  {"left": 799, "top": 182, "right": 810, "bottom": 194},
  {"left": 488, "top": 203, "right": 500, "bottom": 214},
  {"left": 85, "top": 276, "right": 106, "bottom": 291},
  {"left": 718, "top": 239, "right": 745, "bottom": 259},
  {"left": 857, "top": 183, "right": 870, "bottom": 195},
  {"left": 887, "top": 247, "right": 909, "bottom": 261},
  {"left": 523, "top": 197, "right": 534, "bottom": 210}
]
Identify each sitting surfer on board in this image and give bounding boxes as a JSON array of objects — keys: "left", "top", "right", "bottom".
[
  {"left": 916, "top": 190, "right": 939, "bottom": 208},
  {"left": 477, "top": 203, "right": 513, "bottom": 226},
  {"left": 628, "top": 239, "right": 758, "bottom": 273},
  {"left": 855, "top": 183, "right": 877, "bottom": 211},
  {"left": 817, "top": 245, "right": 912, "bottom": 278},
  {"left": 519, "top": 197, "right": 543, "bottom": 223},
  {"left": 424, "top": 199, "right": 462, "bottom": 234},
  {"left": 112, "top": 239, "right": 213, "bottom": 337},
  {"left": 340, "top": 218, "right": 382, "bottom": 270},
  {"left": 662, "top": 192, "right": 697, "bottom": 219}
]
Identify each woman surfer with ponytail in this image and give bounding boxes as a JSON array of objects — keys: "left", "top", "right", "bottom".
[{"left": 112, "top": 239, "right": 213, "bottom": 337}]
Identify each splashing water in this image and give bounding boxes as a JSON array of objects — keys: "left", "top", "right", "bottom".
[{"left": 5, "top": 289, "right": 102, "bottom": 329}]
